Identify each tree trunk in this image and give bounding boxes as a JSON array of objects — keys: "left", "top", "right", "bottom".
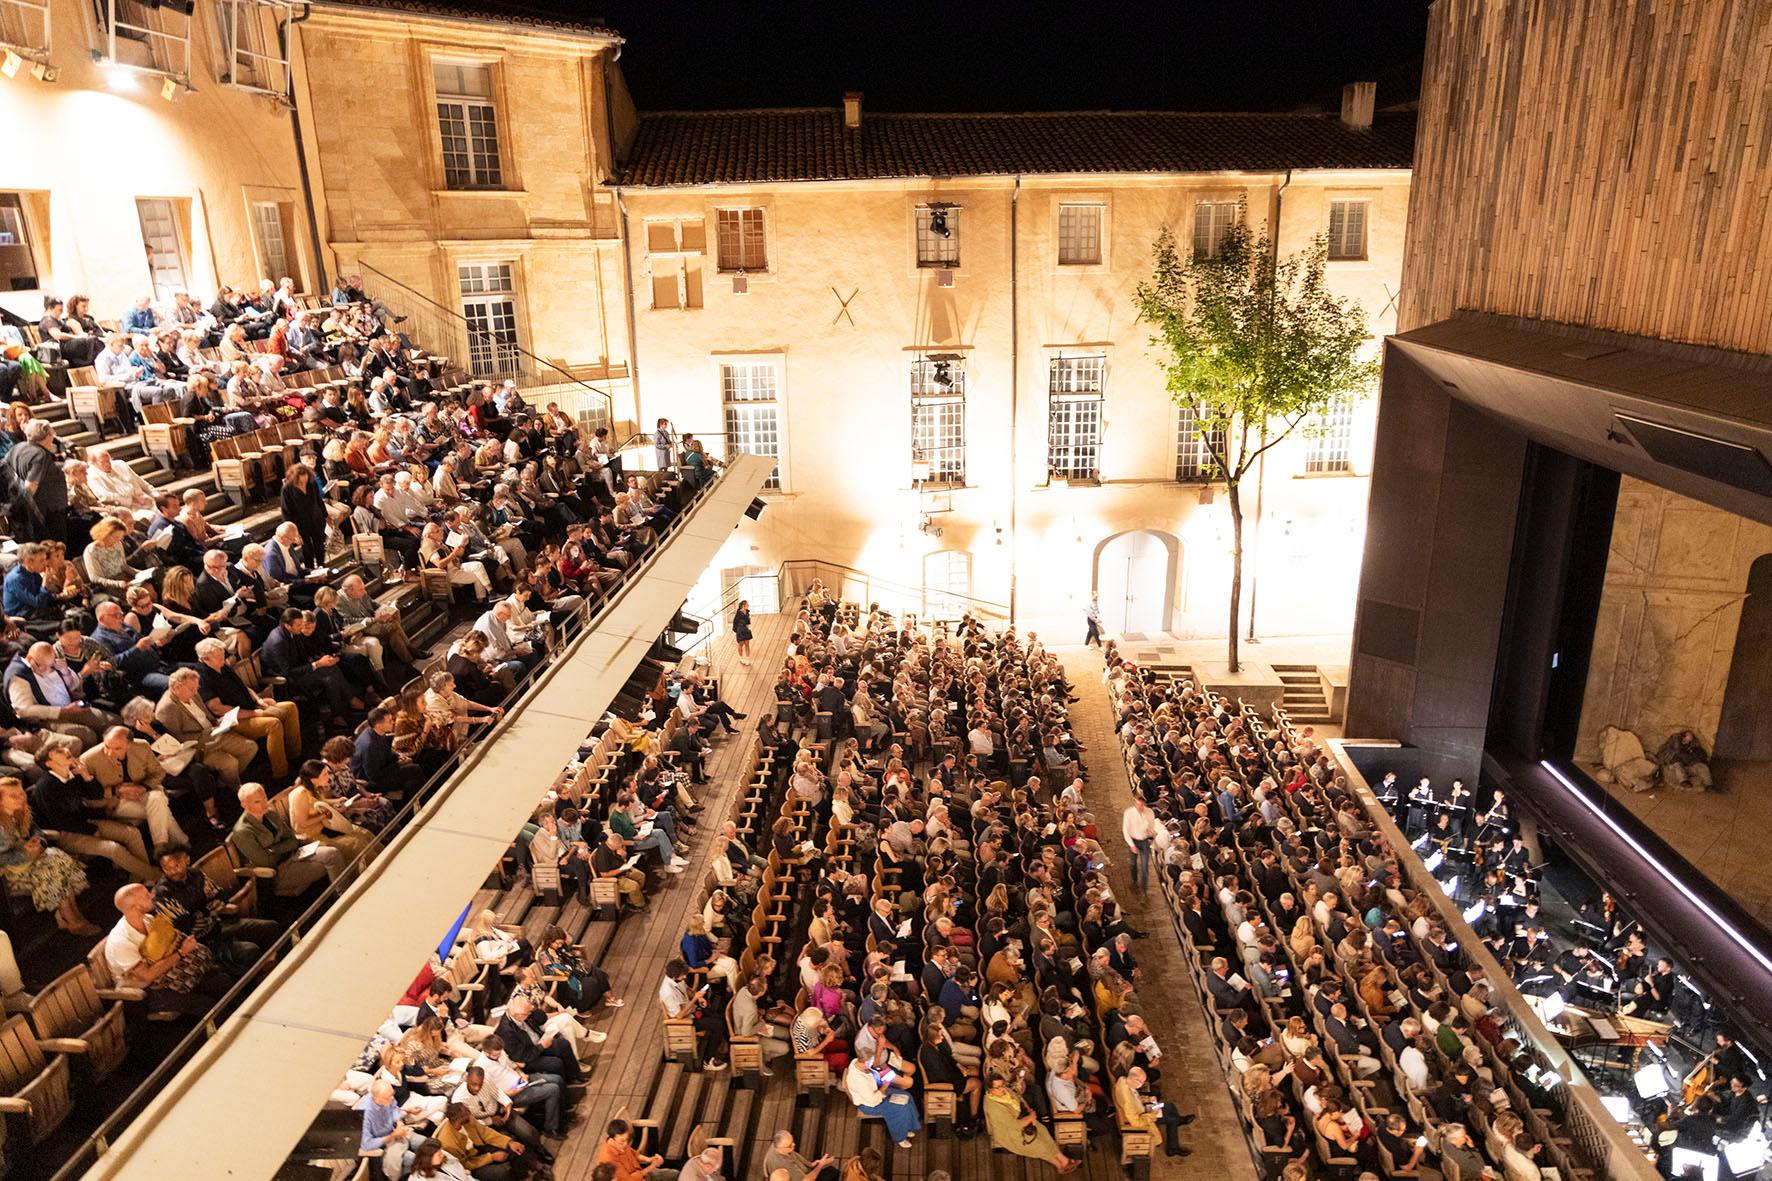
[{"left": 1227, "top": 479, "right": 1243, "bottom": 673}]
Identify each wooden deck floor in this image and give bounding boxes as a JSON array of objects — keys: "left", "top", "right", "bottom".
[{"left": 541, "top": 619, "right": 1260, "bottom": 1181}]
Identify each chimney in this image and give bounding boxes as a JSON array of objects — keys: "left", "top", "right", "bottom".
[
  {"left": 1340, "top": 81, "right": 1376, "bottom": 131},
  {"left": 843, "top": 90, "right": 863, "bottom": 130}
]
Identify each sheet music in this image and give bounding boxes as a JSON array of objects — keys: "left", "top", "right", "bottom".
[{"left": 1588, "top": 1016, "right": 1618, "bottom": 1040}]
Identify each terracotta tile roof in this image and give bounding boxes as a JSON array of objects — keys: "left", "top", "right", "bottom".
[
  {"left": 621, "top": 108, "right": 1417, "bottom": 186},
  {"left": 319, "top": 0, "right": 618, "bottom": 38}
]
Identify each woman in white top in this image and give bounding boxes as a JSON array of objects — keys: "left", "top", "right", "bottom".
[{"left": 418, "top": 521, "right": 492, "bottom": 599}]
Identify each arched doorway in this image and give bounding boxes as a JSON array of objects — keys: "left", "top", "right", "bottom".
[
  {"left": 1716, "top": 553, "right": 1772, "bottom": 761},
  {"left": 1093, "top": 530, "right": 1180, "bottom": 636}
]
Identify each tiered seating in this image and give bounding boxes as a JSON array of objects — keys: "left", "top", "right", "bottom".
[
  {"left": 0, "top": 274, "right": 733, "bottom": 1174},
  {"left": 1103, "top": 649, "right": 1601, "bottom": 1181}
]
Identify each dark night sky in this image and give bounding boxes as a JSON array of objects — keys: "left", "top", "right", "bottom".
[{"left": 565, "top": 1, "right": 1431, "bottom": 114}]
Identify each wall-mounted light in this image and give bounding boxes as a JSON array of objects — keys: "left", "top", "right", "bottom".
[
  {"left": 30, "top": 61, "right": 57, "bottom": 83},
  {"left": 1, "top": 51, "right": 22, "bottom": 79}
]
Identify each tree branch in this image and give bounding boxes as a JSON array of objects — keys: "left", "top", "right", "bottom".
[{"left": 1238, "top": 412, "right": 1310, "bottom": 473}]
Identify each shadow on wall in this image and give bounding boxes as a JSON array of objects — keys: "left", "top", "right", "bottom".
[{"left": 1717, "top": 552, "right": 1772, "bottom": 761}]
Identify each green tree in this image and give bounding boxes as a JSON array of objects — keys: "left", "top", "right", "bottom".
[{"left": 1134, "top": 216, "right": 1378, "bottom": 672}]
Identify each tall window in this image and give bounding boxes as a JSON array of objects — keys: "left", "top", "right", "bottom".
[
  {"left": 434, "top": 61, "right": 502, "bottom": 190},
  {"left": 646, "top": 219, "right": 705, "bottom": 310},
  {"left": 458, "top": 261, "right": 519, "bottom": 378},
  {"left": 1328, "top": 199, "right": 1369, "bottom": 261},
  {"left": 1175, "top": 403, "right": 1226, "bottom": 481},
  {"left": 715, "top": 208, "right": 767, "bottom": 272},
  {"left": 722, "top": 361, "right": 782, "bottom": 489},
  {"left": 1192, "top": 199, "right": 1239, "bottom": 261},
  {"left": 1048, "top": 355, "right": 1105, "bottom": 481},
  {"left": 213, "top": 0, "right": 282, "bottom": 92},
  {"left": 1305, "top": 394, "right": 1355, "bottom": 473},
  {"left": 915, "top": 204, "right": 960, "bottom": 268},
  {"left": 135, "top": 198, "right": 188, "bottom": 302},
  {"left": 0, "top": 193, "right": 41, "bottom": 292},
  {"left": 251, "top": 201, "right": 289, "bottom": 283},
  {"left": 923, "top": 550, "right": 972, "bottom": 619},
  {"left": 1057, "top": 203, "right": 1103, "bottom": 265},
  {"left": 910, "top": 359, "right": 966, "bottom": 485}
]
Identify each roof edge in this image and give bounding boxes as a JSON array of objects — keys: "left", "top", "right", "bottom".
[{"left": 308, "top": 0, "right": 623, "bottom": 41}]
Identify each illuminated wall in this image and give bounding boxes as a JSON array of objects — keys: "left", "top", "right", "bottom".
[
  {"left": 0, "top": 0, "right": 315, "bottom": 322},
  {"left": 623, "top": 170, "right": 1409, "bottom": 644},
  {"left": 293, "top": 7, "right": 634, "bottom": 421}
]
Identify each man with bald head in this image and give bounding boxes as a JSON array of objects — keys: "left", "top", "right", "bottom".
[{"left": 102, "top": 882, "right": 230, "bottom": 1015}]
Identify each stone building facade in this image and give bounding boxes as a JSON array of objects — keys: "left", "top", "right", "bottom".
[{"left": 615, "top": 103, "right": 1413, "bottom": 641}]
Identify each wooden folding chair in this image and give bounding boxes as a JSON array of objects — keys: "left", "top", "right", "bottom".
[
  {"left": 138, "top": 402, "right": 192, "bottom": 471},
  {"left": 26, "top": 963, "right": 136, "bottom": 1082},
  {"left": 0, "top": 1014, "right": 73, "bottom": 1146}
]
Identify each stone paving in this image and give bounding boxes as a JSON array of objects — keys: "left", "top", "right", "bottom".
[{"left": 1062, "top": 645, "right": 1262, "bottom": 1181}]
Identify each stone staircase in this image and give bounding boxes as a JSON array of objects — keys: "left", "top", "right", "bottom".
[{"left": 1272, "top": 663, "right": 1333, "bottom": 723}]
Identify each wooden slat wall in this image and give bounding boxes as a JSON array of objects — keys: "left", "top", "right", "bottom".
[{"left": 1401, "top": 0, "right": 1772, "bottom": 353}]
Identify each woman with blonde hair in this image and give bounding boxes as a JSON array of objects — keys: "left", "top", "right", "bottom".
[
  {"left": 83, "top": 515, "right": 141, "bottom": 596},
  {"left": 375, "top": 1042, "right": 447, "bottom": 1122},
  {"left": 1280, "top": 1014, "right": 1316, "bottom": 1059},
  {"left": 1290, "top": 914, "right": 1317, "bottom": 962},
  {"left": 0, "top": 777, "right": 94, "bottom": 932}
]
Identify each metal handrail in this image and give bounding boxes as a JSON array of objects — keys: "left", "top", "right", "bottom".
[
  {"left": 355, "top": 261, "right": 637, "bottom": 447},
  {"left": 43, "top": 471, "right": 727, "bottom": 1181}
]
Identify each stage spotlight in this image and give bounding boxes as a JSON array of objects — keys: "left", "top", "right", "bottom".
[
  {"left": 2, "top": 51, "right": 22, "bottom": 78},
  {"left": 744, "top": 497, "right": 765, "bottom": 520},
  {"left": 927, "top": 206, "right": 950, "bottom": 238},
  {"left": 30, "top": 61, "right": 57, "bottom": 82},
  {"left": 933, "top": 360, "right": 953, "bottom": 388}
]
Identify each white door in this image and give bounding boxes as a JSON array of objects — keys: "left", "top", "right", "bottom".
[
  {"left": 1096, "top": 531, "right": 1170, "bottom": 635},
  {"left": 135, "top": 199, "right": 187, "bottom": 302}
]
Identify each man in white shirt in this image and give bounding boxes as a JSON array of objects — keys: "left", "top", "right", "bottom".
[
  {"left": 471, "top": 1040, "right": 564, "bottom": 1137},
  {"left": 450, "top": 1064, "right": 551, "bottom": 1162},
  {"left": 104, "top": 882, "right": 229, "bottom": 1016},
  {"left": 1398, "top": 1036, "right": 1431, "bottom": 1092},
  {"left": 474, "top": 601, "right": 541, "bottom": 684},
  {"left": 373, "top": 473, "right": 425, "bottom": 532},
  {"left": 1122, "top": 796, "right": 1162, "bottom": 889},
  {"left": 86, "top": 448, "right": 157, "bottom": 517}
]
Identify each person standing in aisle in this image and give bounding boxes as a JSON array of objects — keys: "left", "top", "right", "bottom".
[
  {"left": 1122, "top": 795, "right": 1162, "bottom": 890},
  {"left": 733, "top": 599, "right": 753, "bottom": 666},
  {"left": 1084, "top": 592, "right": 1103, "bottom": 647}
]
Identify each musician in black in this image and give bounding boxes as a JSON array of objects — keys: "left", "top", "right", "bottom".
[
  {"left": 1712, "top": 1031, "right": 1750, "bottom": 1091},
  {"left": 1444, "top": 778, "right": 1476, "bottom": 839},
  {"left": 1623, "top": 957, "right": 1676, "bottom": 1018},
  {"left": 1716, "top": 1076, "right": 1760, "bottom": 1138},
  {"left": 1575, "top": 957, "right": 1616, "bottom": 1005},
  {"left": 1404, "top": 776, "right": 1436, "bottom": 835},
  {"left": 1475, "top": 788, "right": 1509, "bottom": 836},
  {"left": 1551, "top": 940, "right": 1594, "bottom": 989}
]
